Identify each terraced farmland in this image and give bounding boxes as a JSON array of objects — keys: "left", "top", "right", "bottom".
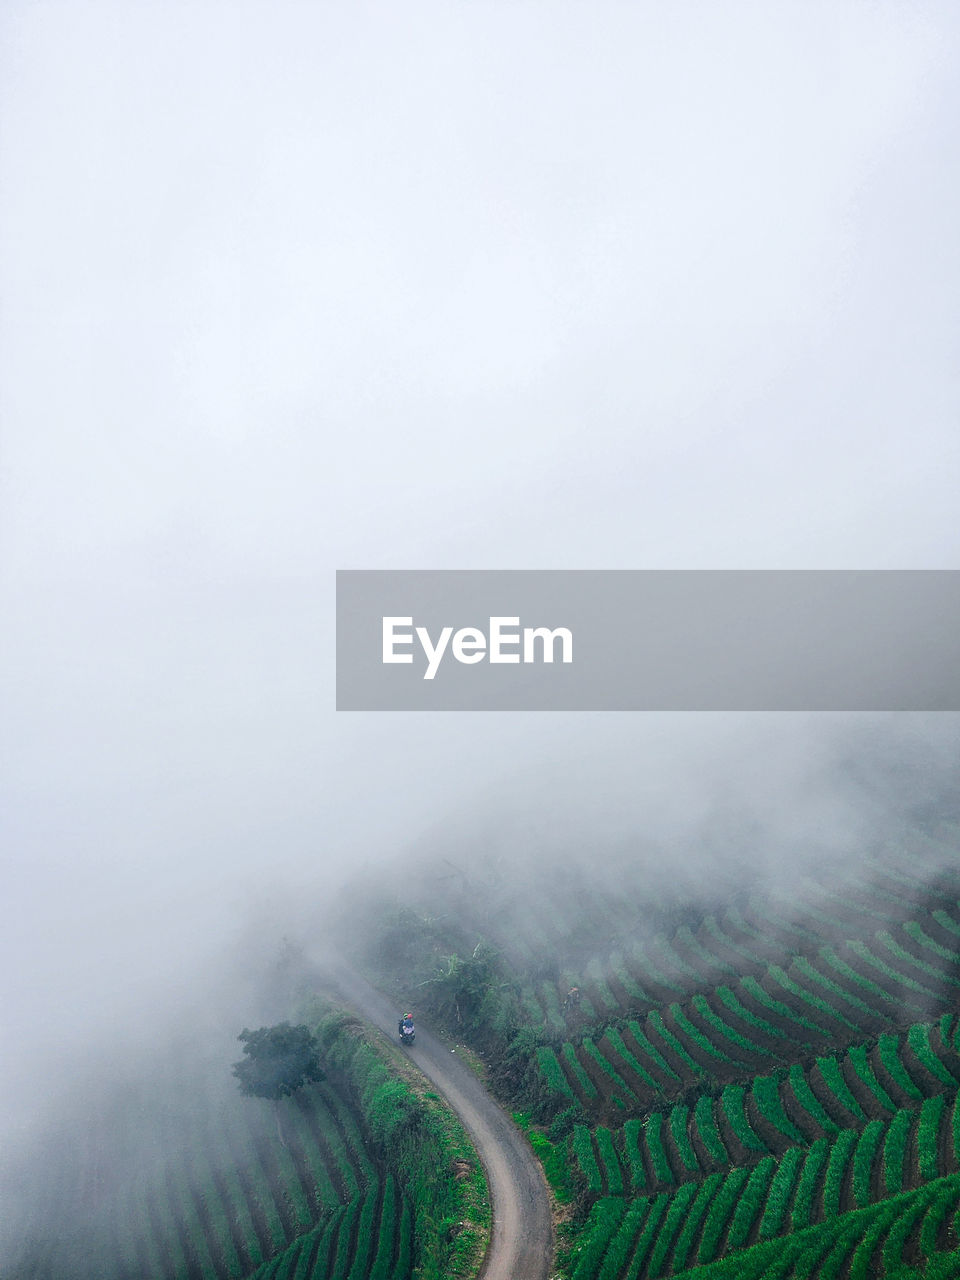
[
  {"left": 13, "top": 813, "right": 960, "bottom": 1280},
  {"left": 17, "top": 1068, "right": 413, "bottom": 1280},
  {"left": 514, "top": 840, "right": 960, "bottom": 1278}
]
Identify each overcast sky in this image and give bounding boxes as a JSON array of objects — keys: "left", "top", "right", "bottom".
[{"left": 2, "top": 0, "right": 959, "bottom": 1171}]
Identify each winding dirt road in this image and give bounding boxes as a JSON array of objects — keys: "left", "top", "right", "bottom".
[{"left": 322, "top": 966, "right": 554, "bottom": 1280}]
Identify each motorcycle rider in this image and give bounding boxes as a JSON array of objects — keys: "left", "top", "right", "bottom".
[{"left": 398, "top": 1012, "right": 414, "bottom": 1039}]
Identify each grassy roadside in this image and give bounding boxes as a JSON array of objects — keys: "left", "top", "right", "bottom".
[{"left": 302, "top": 993, "right": 491, "bottom": 1280}]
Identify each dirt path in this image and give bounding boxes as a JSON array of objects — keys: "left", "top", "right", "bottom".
[{"left": 322, "top": 966, "right": 554, "bottom": 1280}]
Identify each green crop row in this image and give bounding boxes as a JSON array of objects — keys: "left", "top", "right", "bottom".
[
  {"left": 758, "top": 1146, "right": 803, "bottom": 1239},
  {"left": 645, "top": 1181, "right": 699, "bottom": 1277},
  {"left": 716, "top": 984, "right": 803, "bottom": 1049},
  {"left": 849, "top": 939, "right": 940, "bottom": 1003},
  {"left": 909, "top": 1022, "right": 960, "bottom": 1088},
  {"left": 879, "top": 930, "right": 960, "bottom": 992},
  {"left": 584, "top": 1037, "right": 637, "bottom": 1105},
  {"left": 847, "top": 1045, "right": 896, "bottom": 1114},
  {"left": 649, "top": 1011, "right": 701, "bottom": 1077},
  {"left": 721, "top": 1085, "right": 766, "bottom": 1153},
  {"left": 882, "top": 1108, "right": 912, "bottom": 1195},
  {"left": 692, "top": 994, "right": 776, "bottom": 1062},
  {"left": 725, "top": 1156, "right": 776, "bottom": 1251},
  {"left": 596, "top": 1199, "right": 650, "bottom": 1280},
  {"left": 622, "top": 1119, "right": 648, "bottom": 1193},
  {"left": 694, "top": 1094, "right": 728, "bottom": 1165},
  {"left": 852, "top": 1120, "right": 884, "bottom": 1208},
  {"left": 538, "top": 1046, "right": 576, "bottom": 1099},
  {"left": 821, "top": 1128, "right": 858, "bottom": 1219},
  {"left": 596, "top": 1127, "right": 625, "bottom": 1195},
  {"left": 564, "top": 1042, "right": 601, "bottom": 1100},
  {"left": 918, "top": 1094, "right": 946, "bottom": 1181},
  {"left": 559, "top": 1019, "right": 960, "bottom": 1234},
  {"left": 606, "top": 1028, "right": 661, "bottom": 1093},
  {"left": 791, "top": 1137, "right": 830, "bottom": 1230},
  {"left": 670, "top": 1003, "right": 741, "bottom": 1068},
  {"left": 770, "top": 965, "right": 862, "bottom": 1035},
  {"left": 752, "top": 1075, "right": 804, "bottom": 1143},
  {"left": 571, "top": 1198, "right": 626, "bottom": 1280},
  {"left": 816, "top": 1055, "right": 867, "bottom": 1122},
  {"left": 573, "top": 1125, "right": 604, "bottom": 1195},
  {"left": 645, "top": 1111, "right": 675, "bottom": 1185},
  {"left": 669, "top": 1105, "right": 699, "bottom": 1174},
  {"left": 697, "top": 1166, "right": 751, "bottom": 1264},
  {"left": 572, "top": 1159, "right": 960, "bottom": 1280},
  {"left": 879, "top": 1032, "right": 924, "bottom": 1100},
  {"left": 626, "top": 1022, "right": 680, "bottom": 1081},
  {"left": 670, "top": 1174, "right": 724, "bottom": 1273}
]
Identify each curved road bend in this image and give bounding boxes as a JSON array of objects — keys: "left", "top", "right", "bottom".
[{"left": 321, "top": 966, "right": 554, "bottom": 1280}]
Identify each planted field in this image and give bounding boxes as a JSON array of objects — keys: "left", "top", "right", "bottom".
[
  {"left": 531, "top": 844, "right": 960, "bottom": 1279},
  {"left": 30, "top": 1074, "right": 402, "bottom": 1280},
  {"left": 564, "top": 1107, "right": 960, "bottom": 1279}
]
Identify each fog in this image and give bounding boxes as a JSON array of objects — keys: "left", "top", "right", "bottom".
[{"left": 1, "top": 1, "right": 959, "bottom": 1266}]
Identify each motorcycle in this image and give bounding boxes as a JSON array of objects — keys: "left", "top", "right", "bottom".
[{"left": 399, "top": 1016, "right": 416, "bottom": 1046}]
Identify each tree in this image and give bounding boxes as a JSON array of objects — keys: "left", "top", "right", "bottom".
[{"left": 232, "top": 1022, "right": 325, "bottom": 1101}]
